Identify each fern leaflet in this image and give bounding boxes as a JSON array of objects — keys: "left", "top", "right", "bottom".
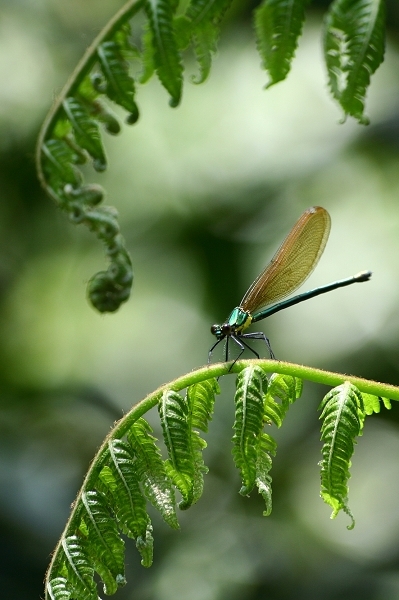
[
  {"left": 319, "top": 381, "right": 365, "bottom": 528},
  {"left": 255, "top": 0, "right": 309, "bottom": 87},
  {"left": 60, "top": 536, "right": 98, "bottom": 600},
  {"left": 102, "top": 439, "right": 154, "bottom": 566},
  {"left": 46, "top": 577, "right": 72, "bottom": 600},
  {"left": 264, "top": 373, "right": 303, "bottom": 427},
  {"left": 255, "top": 432, "right": 277, "bottom": 516},
  {"left": 127, "top": 418, "right": 180, "bottom": 529},
  {"left": 145, "top": 0, "right": 183, "bottom": 106},
  {"left": 232, "top": 366, "right": 269, "bottom": 495},
  {"left": 362, "top": 392, "right": 391, "bottom": 414},
  {"left": 80, "top": 490, "right": 126, "bottom": 595},
  {"left": 324, "top": 0, "right": 385, "bottom": 124},
  {"left": 96, "top": 24, "right": 139, "bottom": 122},
  {"left": 181, "top": 0, "right": 233, "bottom": 83},
  {"left": 186, "top": 378, "right": 220, "bottom": 505},
  {"left": 62, "top": 97, "right": 107, "bottom": 172},
  {"left": 159, "top": 389, "right": 196, "bottom": 506}
]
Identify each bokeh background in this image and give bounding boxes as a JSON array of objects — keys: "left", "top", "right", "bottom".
[{"left": 2, "top": 1, "right": 399, "bottom": 599}]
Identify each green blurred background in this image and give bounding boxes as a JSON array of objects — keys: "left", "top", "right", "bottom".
[{"left": 2, "top": 1, "right": 399, "bottom": 598}]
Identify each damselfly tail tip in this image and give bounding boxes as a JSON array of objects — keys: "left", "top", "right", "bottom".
[{"left": 354, "top": 270, "right": 372, "bottom": 282}]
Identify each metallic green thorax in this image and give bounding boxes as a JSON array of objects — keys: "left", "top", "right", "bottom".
[{"left": 227, "top": 307, "right": 252, "bottom": 332}]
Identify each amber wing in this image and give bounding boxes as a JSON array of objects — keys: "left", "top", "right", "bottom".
[{"left": 240, "top": 206, "right": 331, "bottom": 313}]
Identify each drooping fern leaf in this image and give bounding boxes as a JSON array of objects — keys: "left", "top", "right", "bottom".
[
  {"left": 145, "top": 0, "right": 183, "bottom": 106},
  {"left": 158, "top": 379, "right": 219, "bottom": 508},
  {"left": 190, "top": 22, "right": 219, "bottom": 84},
  {"left": 260, "top": 372, "right": 302, "bottom": 513},
  {"left": 319, "top": 381, "right": 365, "bottom": 529},
  {"left": 255, "top": 0, "right": 309, "bottom": 88},
  {"left": 232, "top": 366, "right": 269, "bottom": 495},
  {"left": 59, "top": 535, "right": 98, "bottom": 600},
  {"left": 324, "top": 0, "right": 386, "bottom": 124},
  {"left": 159, "top": 389, "right": 195, "bottom": 507},
  {"left": 233, "top": 366, "right": 294, "bottom": 515},
  {"left": 79, "top": 490, "right": 126, "bottom": 595},
  {"left": 62, "top": 97, "right": 108, "bottom": 172},
  {"left": 46, "top": 577, "right": 71, "bottom": 600},
  {"left": 127, "top": 417, "right": 180, "bottom": 529},
  {"left": 96, "top": 24, "right": 140, "bottom": 123},
  {"left": 255, "top": 431, "right": 277, "bottom": 516},
  {"left": 182, "top": 0, "right": 234, "bottom": 84},
  {"left": 186, "top": 377, "right": 220, "bottom": 504},
  {"left": 36, "top": 2, "right": 145, "bottom": 313},
  {"left": 102, "top": 439, "right": 154, "bottom": 566}
]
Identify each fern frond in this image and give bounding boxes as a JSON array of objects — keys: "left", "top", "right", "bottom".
[
  {"left": 62, "top": 97, "right": 107, "bottom": 172},
  {"left": 80, "top": 490, "right": 126, "bottom": 595},
  {"left": 159, "top": 389, "right": 195, "bottom": 507},
  {"left": 255, "top": 0, "right": 309, "bottom": 87},
  {"left": 43, "top": 362, "right": 399, "bottom": 600},
  {"left": 190, "top": 22, "right": 219, "bottom": 84},
  {"left": 60, "top": 536, "right": 98, "bottom": 600},
  {"left": 144, "top": 0, "right": 183, "bottom": 106},
  {"left": 264, "top": 373, "right": 303, "bottom": 427},
  {"left": 97, "top": 24, "right": 139, "bottom": 123},
  {"left": 103, "top": 440, "right": 153, "bottom": 567},
  {"left": 255, "top": 432, "right": 277, "bottom": 516},
  {"left": 139, "top": 21, "right": 156, "bottom": 83},
  {"left": 362, "top": 392, "right": 391, "bottom": 415},
  {"left": 188, "top": 378, "right": 219, "bottom": 432},
  {"left": 46, "top": 577, "right": 72, "bottom": 600},
  {"left": 127, "top": 418, "right": 180, "bottom": 529},
  {"left": 183, "top": 0, "right": 232, "bottom": 83},
  {"left": 232, "top": 366, "right": 269, "bottom": 495},
  {"left": 319, "top": 381, "right": 365, "bottom": 528},
  {"left": 324, "top": 0, "right": 385, "bottom": 124},
  {"left": 41, "top": 137, "right": 83, "bottom": 190},
  {"left": 185, "top": 378, "right": 220, "bottom": 506}
]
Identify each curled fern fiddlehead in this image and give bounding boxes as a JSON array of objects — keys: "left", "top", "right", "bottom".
[{"left": 36, "top": 1, "right": 144, "bottom": 313}]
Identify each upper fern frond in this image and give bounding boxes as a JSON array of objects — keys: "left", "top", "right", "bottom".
[
  {"left": 37, "top": 0, "right": 389, "bottom": 309},
  {"left": 324, "top": 0, "right": 385, "bottom": 124},
  {"left": 145, "top": 0, "right": 183, "bottom": 106},
  {"left": 255, "top": 0, "right": 309, "bottom": 88}
]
